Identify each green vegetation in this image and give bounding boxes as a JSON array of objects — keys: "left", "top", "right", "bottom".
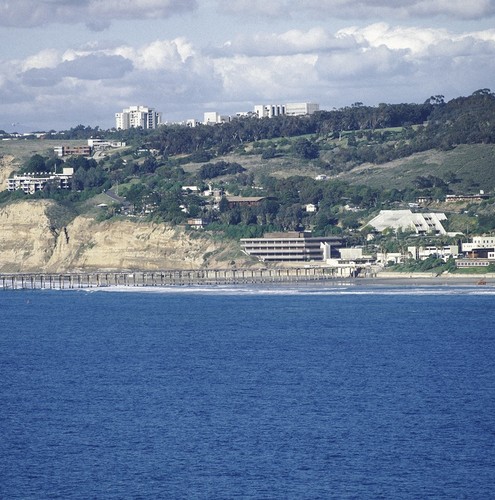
[
  {"left": 390, "top": 256, "right": 457, "bottom": 274},
  {"left": 1, "top": 89, "right": 495, "bottom": 256}
]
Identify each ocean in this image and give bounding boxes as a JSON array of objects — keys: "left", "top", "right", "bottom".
[{"left": 1, "top": 284, "right": 494, "bottom": 499}]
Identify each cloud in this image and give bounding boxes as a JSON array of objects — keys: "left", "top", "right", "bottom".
[
  {"left": 0, "top": 0, "right": 197, "bottom": 29},
  {"left": 21, "top": 54, "right": 134, "bottom": 86},
  {"left": 216, "top": 0, "right": 495, "bottom": 20},
  {"left": 209, "top": 28, "right": 354, "bottom": 58},
  {"left": 1, "top": 38, "right": 222, "bottom": 129},
  {"left": 2, "top": 23, "right": 495, "bottom": 130},
  {"left": 209, "top": 23, "right": 495, "bottom": 108}
]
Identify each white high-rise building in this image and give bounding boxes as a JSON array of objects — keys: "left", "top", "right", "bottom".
[{"left": 115, "top": 106, "right": 162, "bottom": 130}]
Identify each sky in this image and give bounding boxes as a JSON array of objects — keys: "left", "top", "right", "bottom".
[{"left": 1, "top": 0, "right": 495, "bottom": 132}]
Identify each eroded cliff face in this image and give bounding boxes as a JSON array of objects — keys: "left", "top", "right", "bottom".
[
  {"left": 0, "top": 155, "right": 19, "bottom": 191},
  {"left": 0, "top": 200, "right": 244, "bottom": 272},
  {"left": 0, "top": 200, "right": 58, "bottom": 271}
]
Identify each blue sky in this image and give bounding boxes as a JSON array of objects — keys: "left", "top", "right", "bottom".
[{"left": 1, "top": 0, "right": 495, "bottom": 132}]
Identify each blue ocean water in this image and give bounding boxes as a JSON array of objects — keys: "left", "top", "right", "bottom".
[{"left": 1, "top": 285, "right": 494, "bottom": 499}]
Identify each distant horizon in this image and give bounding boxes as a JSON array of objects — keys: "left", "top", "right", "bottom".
[{"left": 1, "top": 88, "right": 490, "bottom": 135}]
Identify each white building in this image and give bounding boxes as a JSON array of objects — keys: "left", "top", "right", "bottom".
[
  {"left": 304, "top": 203, "right": 318, "bottom": 213},
  {"left": 7, "top": 168, "right": 74, "bottom": 194},
  {"left": 461, "top": 236, "right": 495, "bottom": 253},
  {"left": 203, "top": 112, "right": 230, "bottom": 125},
  {"left": 254, "top": 102, "right": 319, "bottom": 118},
  {"left": 88, "top": 138, "right": 126, "bottom": 149},
  {"left": 285, "top": 102, "right": 320, "bottom": 116},
  {"left": 254, "top": 104, "right": 286, "bottom": 118},
  {"left": 407, "top": 245, "right": 459, "bottom": 261},
  {"left": 365, "top": 210, "right": 448, "bottom": 235},
  {"left": 115, "top": 106, "right": 162, "bottom": 130}
]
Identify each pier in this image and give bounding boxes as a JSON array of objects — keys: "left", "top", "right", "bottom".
[{"left": 0, "top": 267, "right": 345, "bottom": 290}]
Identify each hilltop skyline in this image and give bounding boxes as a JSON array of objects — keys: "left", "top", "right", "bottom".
[{"left": 1, "top": 0, "right": 495, "bottom": 132}]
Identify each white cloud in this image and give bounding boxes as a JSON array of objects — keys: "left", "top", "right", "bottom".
[
  {"left": 1, "top": 22, "right": 495, "bottom": 130},
  {"left": 0, "top": 0, "right": 197, "bottom": 29},
  {"left": 21, "top": 49, "right": 61, "bottom": 71},
  {"left": 210, "top": 28, "right": 354, "bottom": 57}
]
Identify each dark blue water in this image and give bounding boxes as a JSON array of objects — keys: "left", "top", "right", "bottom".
[{"left": 1, "top": 285, "right": 494, "bottom": 499}]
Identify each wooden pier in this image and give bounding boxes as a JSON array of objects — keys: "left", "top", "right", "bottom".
[{"left": 0, "top": 267, "right": 344, "bottom": 290}]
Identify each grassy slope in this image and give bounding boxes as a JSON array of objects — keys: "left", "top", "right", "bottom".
[
  {"left": 0, "top": 139, "right": 87, "bottom": 163},
  {"left": 335, "top": 144, "right": 495, "bottom": 192},
  {"left": 2, "top": 137, "right": 495, "bottom": 195},
  {"left": 196, "top": 143, "right": 495, "bottom": 193}
]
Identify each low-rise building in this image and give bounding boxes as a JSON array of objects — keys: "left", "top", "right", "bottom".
[
  {"left": 203, "top": 112, "right": 230, "bottom": 125},
  {"left": 87, "top": 139, "right": 126, "bottom": 149},
  {"left": 408, "top": 245, "right": 459, "bottom": 261},
  {"left": 445, "top": 192, "right": 489, "bottom": 203},
  {"left": 227, "top": 196, "right": 267, "bottom": 208},
  {"left": 456, "top": 259, "right": 494, "bottom": 268},
  {"left": 285, "top": 102, "right": 319, "bottom": 116},
  {"left": 186, "top": 218, "right": 208, "bottom": 229},
  {"left": 455, "top": 236, "right": 495, "bottom": 268},
  {"left": 54, "top": 145, "right": 92, "bottom": 157},
  {"left": 461, "top": 236, "right": 495, "bottom": 255},
  {"left": 241, "top": 231, "right": 342, "bottom": 262},
  {"left": 254, "top": 102, "right": 319, "bottom": 118},
  {"left": 365, "top": 210, "right": 448, "bottom": 235},
  {"left": 322, "top": 247, "right": 375, "bottom": 277},
  {"left": 7, "top": 168, "right": 74, "bottom": 194}
]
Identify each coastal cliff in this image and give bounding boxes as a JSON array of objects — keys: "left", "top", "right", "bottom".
[{"left": 0, "top": 200, "right": 246, "bottom": 272}]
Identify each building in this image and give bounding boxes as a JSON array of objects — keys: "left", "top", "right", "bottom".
[
  {"left": 456, "top": 259, "right": 494, "bottom": 268},
  {"left": 461, "top": 236, "right": 495, "bottom": 258},
  {"left": 254, "top": 102, "right": 319, "bottom": 118},
  {"left": 407, "top": 245, "right": 459, "bottom": 261},
  {"left": 445, "top": 192, "right": 489, "bottom": 203},
  {"left": 285, "top": 102, "right": 319, "bottom": 116},
  {"left": 115, "top": 106, "right": 162, "bottom": 130},
  {"left": 87, "top": 139, "right": 126, "bottom": 149},
  {"left": 203, "top": 112, "right": 230, "bottom": 125},
  {"left": 240, "top": 231, "right": 342, "bottom": 262},
  {"left": 304, "top": 203, "right": 318, "bottom": 213},
  {"left": 186, "top": 218, "right": 208, "bottom": 229},
  {"left": 323, "top": 247, "right": 375, "bottom": 276},
  {"left": 53, "top": 145, "right": 92, "bottom": 157},
  {"left": 452, "top": 236, "right": 495, "bottom": 268},
  {"left": 7, "top": 168, "right": 74, "bottom": 194},
  {"left": 254, "top": 104, "right": 286, "bottom": 119},
  {"left": 365, "top": 210, "right": 448, "bottom": 235},
  {"left": 226, "top": 196, "right": 267, "bottom": 208}
]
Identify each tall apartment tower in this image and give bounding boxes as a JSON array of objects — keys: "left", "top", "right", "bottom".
[{"left": 115, "top": 106, "right": 162, "bottom": 130}]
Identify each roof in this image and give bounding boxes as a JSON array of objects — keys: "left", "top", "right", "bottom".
[
  {"left": 366, "top": 210, "right": 447, "bottom": 234},
  {"left": 226, "top": 196, "right": 266, "bottom": 203}
]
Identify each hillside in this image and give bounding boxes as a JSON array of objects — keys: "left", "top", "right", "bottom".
[
  {"left": 1, "top": 90, "right": 495, "bottom": 273},
  {"left": 335, "top": 144, "right": 495, "bottom": 192}
]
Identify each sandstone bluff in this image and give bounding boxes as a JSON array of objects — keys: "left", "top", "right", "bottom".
[{"left": 0, "top": 200, "right": 248, "bottom": 273}]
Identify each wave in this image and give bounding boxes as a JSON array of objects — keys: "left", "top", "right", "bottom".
[{"left": 77, "top": 283, "right": 495, "bottom": 296}]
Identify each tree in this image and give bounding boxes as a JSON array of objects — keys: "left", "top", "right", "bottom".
[
  {"left": 292, "top": 138, "right": 320, "bottom": 160},
  {"left": 22, "top": 154, "right": 47, "bottom": 173}
]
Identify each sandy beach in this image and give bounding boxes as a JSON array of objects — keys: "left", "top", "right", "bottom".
[{"left": 357, "top": 272, "right": 495, "bottom": 287}]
